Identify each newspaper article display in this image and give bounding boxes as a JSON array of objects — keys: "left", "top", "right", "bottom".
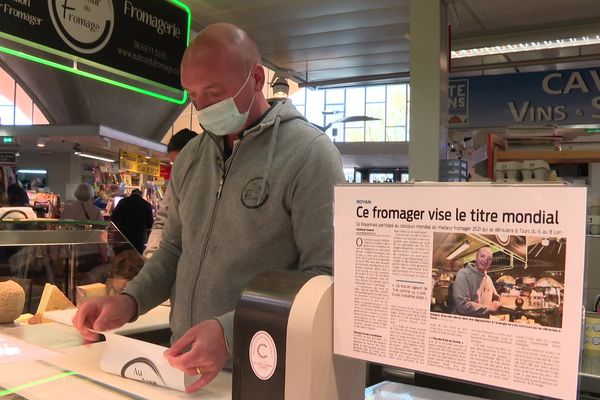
[{"left": 333, "top": 184, "right": 586, "bottom": 400}]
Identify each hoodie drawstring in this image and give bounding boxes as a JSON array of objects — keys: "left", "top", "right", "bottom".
[{"left": 257, "top": 115, "right": 281, "bottom": 206}]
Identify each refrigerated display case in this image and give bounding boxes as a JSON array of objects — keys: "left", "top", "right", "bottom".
[{"left": 0, "top": 219, "right": 142, "bottom": 312}]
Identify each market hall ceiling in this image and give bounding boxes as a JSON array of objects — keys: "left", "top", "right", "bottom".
[
  {"left": 2, "top": 0, "right": 600, "bottom": 140},
  {"left": 187, "top": 0, "right": 600, "bottom": 87}
]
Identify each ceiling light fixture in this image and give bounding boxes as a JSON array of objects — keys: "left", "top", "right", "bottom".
[
  {"left": 72, "top": 143, "right": 114, "bottom": 162},
  {"left": 528, "top": 243, "right": 538, "bottom": 254},
  {"left": 73, "top": 143, "right": 82, "bottom": 155},
  {"left": 557, "top": 238, "right": 565, "bottom": 255},
  {"left": 451, "top": 34, "right": 600, "bottom": 59},
  {"left": 534, "top": 246, "right": 544, "bottom": 257},
  {"left": 319, "top": 116, "right": 381, "bottom": 132},
  {"left": 271, "top": 76, "right": 289, "bottom": 99},
  {"left": 534, "top": 239, "right": 550, "bottom": 258},
  {"left": 36, "top": 136, "right": 48, "bottom": 148},
  {"left": 496, "top": 234, "right": 510, "bottom": 245},
  {"left": 17, "top": 169, "right": 47, "bottom": 174},
  {"left": 78, "top": 153, "right": 116, "bottom": 163},
  {"left": 446, "top": 241, "right": 470, "bottom": 260}
]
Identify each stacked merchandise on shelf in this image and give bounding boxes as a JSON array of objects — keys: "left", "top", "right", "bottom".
[
  {"left": 86, "top": 167, "right": 166, "bottom": 217},
  {"left": 30, "top": 191, "right": 60, "bottom": 218},
  {"left": 494, "top": 159, "right": 555, "bottom": 183},
  {"left": 82, "top": 162, "right": 121, "bottom": 216},
  {"left": 439, "top": 159, "right": 468, "bottom": 182},
  {"left": 143, "top": 180, "right": 164, "bottom": 213},
  {"left": 590, "top": 197, "right": 600, "bottom": 235},
  {"left": 115, "top": 150, "right": 168, "bottom": 217}
]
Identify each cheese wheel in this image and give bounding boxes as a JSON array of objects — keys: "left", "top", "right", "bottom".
[{"left": 0, "top": 280, "right": 25, "bottom": 323}]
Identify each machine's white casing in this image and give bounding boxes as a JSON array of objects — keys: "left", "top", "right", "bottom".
[{"left": 285, "top": 275, "right": 366, "bottom": 400}]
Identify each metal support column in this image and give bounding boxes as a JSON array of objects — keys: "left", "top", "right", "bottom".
[{"left": 408, "top": 0, "right": 449, "bottom": 180}]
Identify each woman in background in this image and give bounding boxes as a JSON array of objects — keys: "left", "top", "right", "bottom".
[
  {"left": 62, "top": 183, "right": 103, "bottom": 221},
  {"left": 61, "top": 183, "right": 108, "bottom": 277}
]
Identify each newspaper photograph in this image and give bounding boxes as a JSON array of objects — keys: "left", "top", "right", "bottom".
[
  {"left": 333, "top": 184, "right": 586, "bottom": 400},
  {"left": 432, "top": 233, "right": 565, "bottom": 328}
]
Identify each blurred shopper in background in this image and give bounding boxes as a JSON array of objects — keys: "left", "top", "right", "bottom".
[
  {"left": 111, "top": 189, "right": 153, "bottom": 254},
  {"left": 6, "top": 184, "right": 29, "bottom": 207},
  {"left": 61, "top": 183, "right": 108, "bottom": 276},
  {"left": 62, "top": 183, "right": 103, "bottom": 222},
  {"left": 143, "top": 128, "right": 198, "bottom": 259}
]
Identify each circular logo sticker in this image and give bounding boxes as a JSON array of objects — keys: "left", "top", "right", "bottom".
[
  {"left": 249, "top": 330, "right": 277, "bottom": 381},
  {"left": 48, "top": 0, "right": 114, "bottom": 54},
  {"left": 241, "top": 177, "right": 269, "bottom": 208}
]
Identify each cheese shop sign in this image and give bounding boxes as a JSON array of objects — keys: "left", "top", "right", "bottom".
[
  {"left": 0, "top": 0, "right": 189, "bottom": 93},
  {"left": 119, "top": 150, "right": 160, "bottom": 177}
]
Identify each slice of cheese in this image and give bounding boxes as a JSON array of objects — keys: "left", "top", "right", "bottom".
[
  {"left": 76, "top": 283, "right": 106, "bottom": 305},
  {"left": 27, "top": 312, "right": 52, "bottom": 325},
  {"left": 36, "top": 284, "right": 75, "bottom": 314},
  {"left": 14, "top": 313, "right": 34, "bottom": 325}
]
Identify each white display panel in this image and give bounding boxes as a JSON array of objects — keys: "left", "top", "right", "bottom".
[{"left": 334, "top": 184, "right": 587, "bottom": 400}]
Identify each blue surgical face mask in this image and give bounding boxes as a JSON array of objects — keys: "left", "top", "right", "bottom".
[{"left": 196, "top": 68, "right": 255, "bottom": 136}]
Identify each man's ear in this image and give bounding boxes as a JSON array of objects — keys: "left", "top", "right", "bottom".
[{"left": 253, "top": 64, "right": 266, "bottom": 92}]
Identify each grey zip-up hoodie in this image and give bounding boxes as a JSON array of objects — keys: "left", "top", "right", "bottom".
[
  {"left": 123, "top": 100, "right": 345, "bottom": 353},
  {"left": 451, "top": 263, "right": 497, "bottom": 318}
]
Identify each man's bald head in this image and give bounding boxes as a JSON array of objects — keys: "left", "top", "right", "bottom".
[
  {"left": 184, "top": 23, "right": 261, "bottom": 76},
  {"left": 180, "top": 23, "right": 270, "bottom": 134},
  {"left": 474, "top": 246, "right": 493, "bottom": 273}
]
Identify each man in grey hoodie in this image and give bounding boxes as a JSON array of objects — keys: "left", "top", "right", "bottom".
[
  {"left": 73, "top": 23, "right": 344, "bottom": 392},
  {"left": 452, "top": 246, "right": 502, "bottom": 318}
]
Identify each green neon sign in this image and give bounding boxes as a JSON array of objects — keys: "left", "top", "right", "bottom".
[
  {"left": 0, "top": 0, "right": 191, "bottom": 105},
  {"left": 0, "top": 44, "right": 188, "bottom": 104}
]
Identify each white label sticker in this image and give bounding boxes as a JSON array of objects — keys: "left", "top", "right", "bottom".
[{"left": 249, "top": 330, "right": 277, "bottom": 381}]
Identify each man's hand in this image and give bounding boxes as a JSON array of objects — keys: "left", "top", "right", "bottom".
[
  {"left": 72, "top": 294, "right": 138, "bottom": 341},
  {"left": 164, "top": 319, "right": 229, "bottom": 393},
  {"left": 487, "top": 300, "right": 502, "bottom": 313}
]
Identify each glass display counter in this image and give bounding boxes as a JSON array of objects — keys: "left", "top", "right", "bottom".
[
  {"left": 0, "top": 220, "right": 231, "bottom": 398},
  {"left": 0, "top": 219, "right": 142, "bottom": 312}
]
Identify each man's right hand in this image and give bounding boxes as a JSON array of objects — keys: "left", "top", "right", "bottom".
[{"left": 72, "top": 294, "right": 138, "bottom": 341}]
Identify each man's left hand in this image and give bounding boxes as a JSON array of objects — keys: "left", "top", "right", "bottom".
[
  {"left": 163, "top": 319, "right": 229, "bottom": 393},
  {"left": 487, "top": 300, "right": 502, "bottom": 313}
]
